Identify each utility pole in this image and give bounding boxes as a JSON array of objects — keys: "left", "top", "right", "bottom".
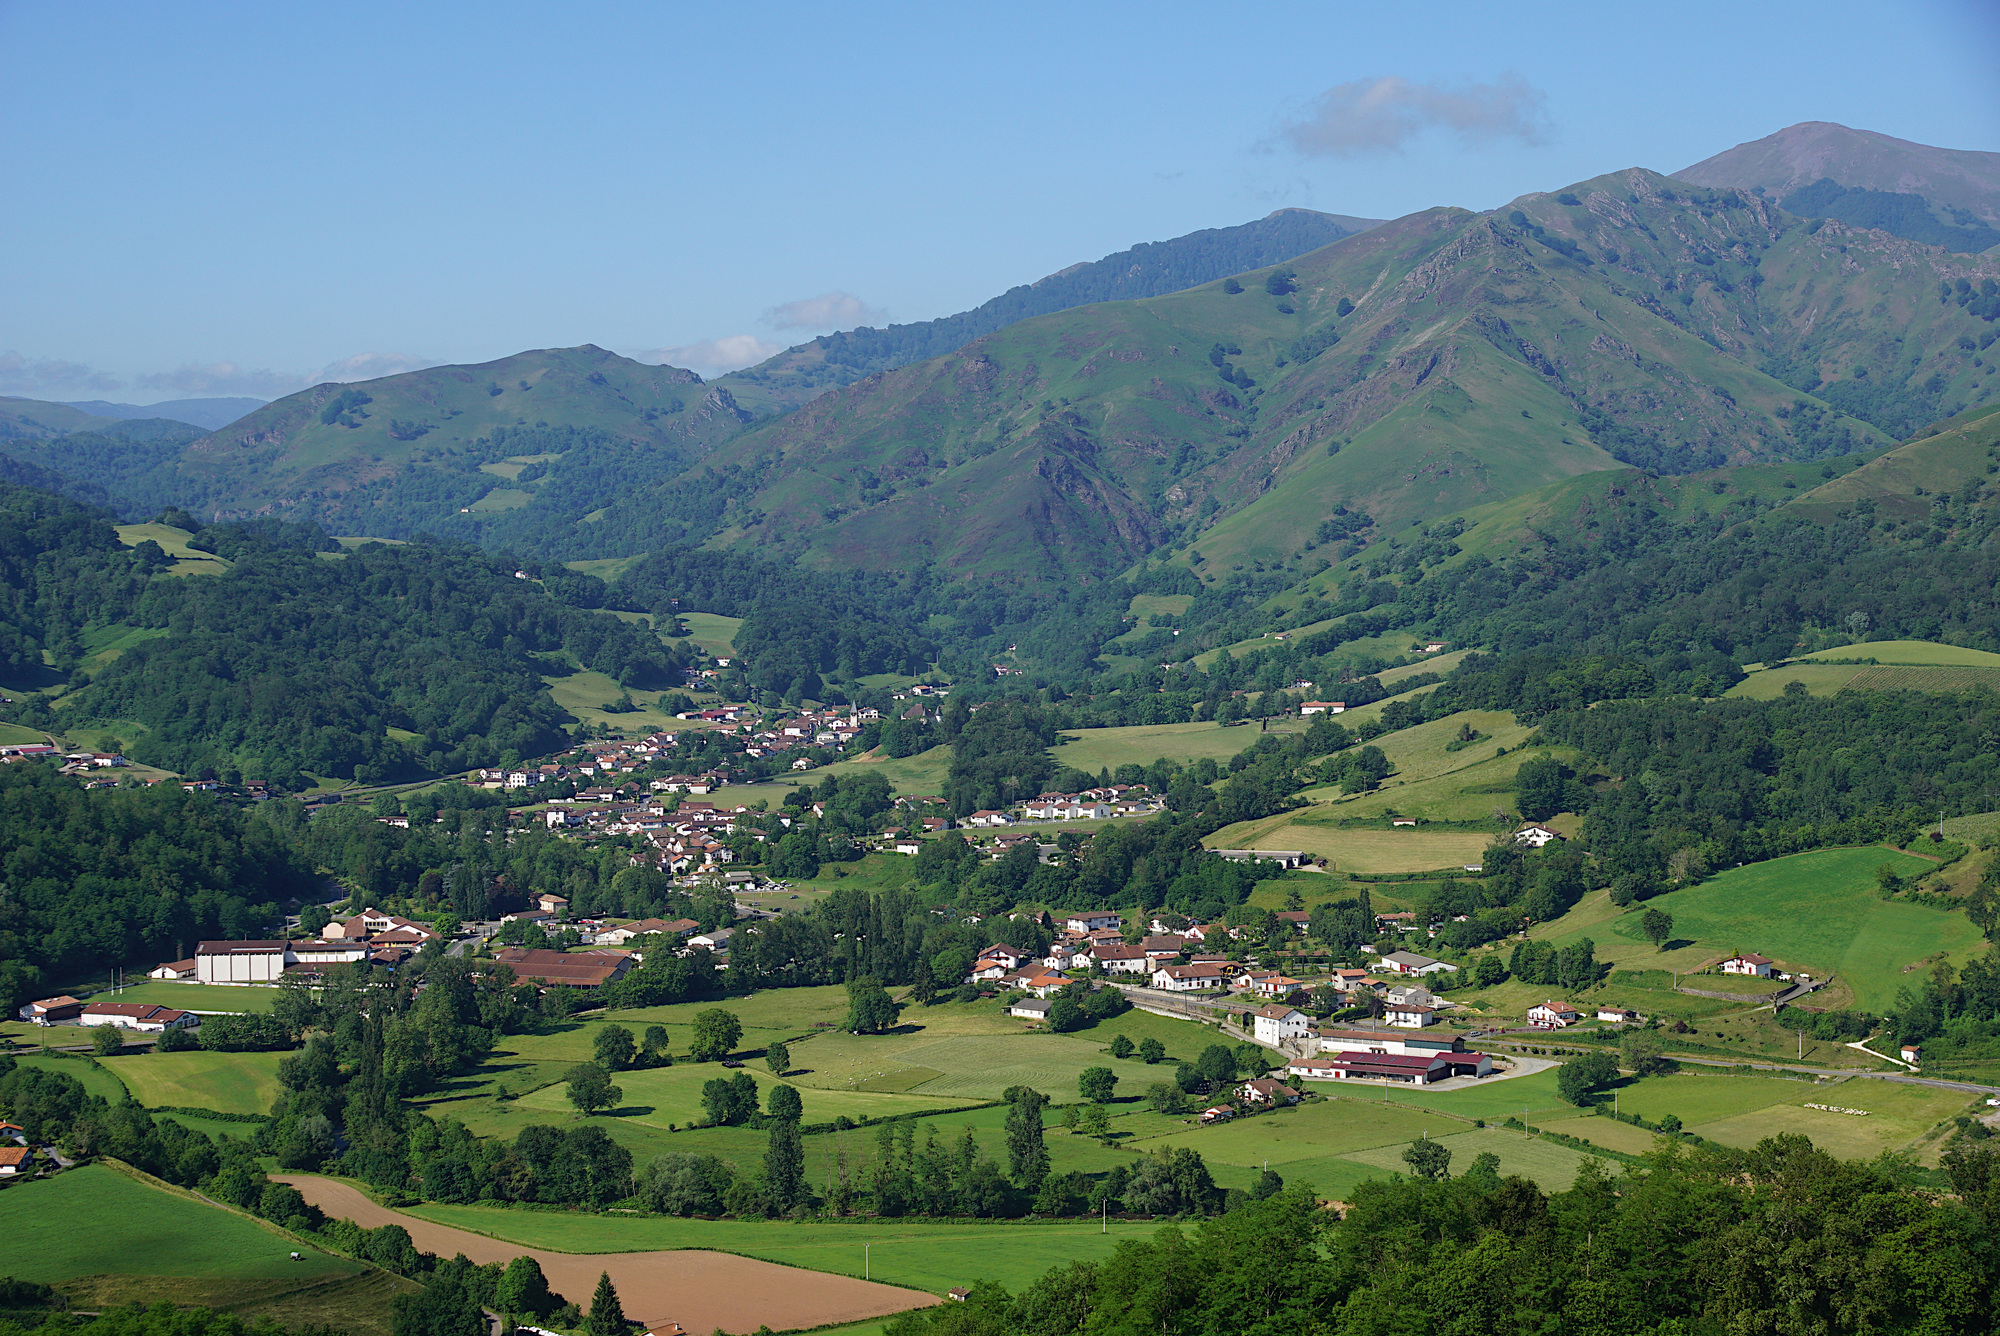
[{"left": 864, "top": 1243, "right": 870, "bottom": 1280}]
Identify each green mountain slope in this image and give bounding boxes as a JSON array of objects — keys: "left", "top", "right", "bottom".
[
  {"left": 664, "top": 168, "right": 1997, "bottom": 585},
  {"left": 1678, "top": 121, "right": 2000, "bottom": 251},
  {"left": 164, "top": 344, "right": 748, "bottom": 537},
  {"left": 717, "top": 207, "right": 1383, "bottom": 416}
]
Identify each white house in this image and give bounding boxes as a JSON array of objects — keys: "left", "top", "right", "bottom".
[
  {"left": 1596, "top": 1006, "right": 1639, "bottom": 1023},
  {"left": 1383, "top": 1002, "right": 1436, "bottom": 1028},
  {"left": 1250, "top": 1005, "right": 1312, "bottom": 1046},
  {"left": 1093, "top": 943, "right": 1151, "bottom": 975},
  {"left": 1515, "top": 825, "right": 1564, "bottom": 848},
  {"left": 78, "top": 1002, "right": 197, "bottom": 1033},
  {"left": 1065, "top": 911, "right": 1122, "bottom": 934},
  {"left": 1152, "top": 963, "right": 1226, "bottom": 991},
  {"left": 1721, "top": 953, "right": 1774, "bottom": 977},
  {"left": 148, "top": 959, "right": 196, "bottom": 980},
  {"left": 1299, "top": 701, "right": 1347, "bottom": 715},
  {"left": 1527, "top": 1000, "right": 1581, "bottom": 1028},
  {"left": 1378, "top": 951, "right": 1458, "bottom": 977},
  {"left": 964, "top": 810, "right": 1014, "bottom": 828},
  {"left": 1009, "top": 998, "right": 1054, "bottom": 1021}
]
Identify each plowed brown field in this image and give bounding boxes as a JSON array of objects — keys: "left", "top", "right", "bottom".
[{"left": 277, "top": 1176, "right": 934, "bottom": 1333}]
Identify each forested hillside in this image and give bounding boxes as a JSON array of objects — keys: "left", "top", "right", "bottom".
[{"left": 0, "top": 481, "right": 683, "bottom": 784}]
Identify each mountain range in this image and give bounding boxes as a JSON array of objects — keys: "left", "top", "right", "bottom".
[
  {"left": 4, "top": 121, "right": 1996, "bottom": 600},
  {"left": 60, "top": 396, "right": 268, "bottom": 431}
]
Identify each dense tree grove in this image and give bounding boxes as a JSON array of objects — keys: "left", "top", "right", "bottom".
[
  {"left": 886, "top": 1136, "right": 2000, "bottom": 1336},
  {"left": 0, "top": 764, "right": 310, "bottom": 1010},
  {"left": 0, "top": 482, "right": 684, "bottom": 784}
]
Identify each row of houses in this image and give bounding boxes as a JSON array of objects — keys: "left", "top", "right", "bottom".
[{"left": 17, "top": 996, "right": 197, "bottom": 1032}]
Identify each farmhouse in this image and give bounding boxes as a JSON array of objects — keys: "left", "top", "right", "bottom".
[
  {"left": 1596, "top": 1007, "right": 1639, "bottom": 1023},
  {"left": 1383, "top": 1002, "right": 1437, "bottom": 1028},
  {"left": 1299, "top": 701, "right": 1347, "bottom": 715},
  {"left": 1721, "top": 953, "right": 1775, "bottom": 977},
  {"left": 1065, "top": 911, "right": 1122, "bottom": 933},
  {"left": 1239, "top": 1078, "right": 1298, "bottom": 1105},
  {"left": 1250, "top": 1005, "right": 1312, "bottom": 1046},
  {"left": 1901, "top": 1043, "right": 1921, "bottom": 1064},
  {"left": 1152, "top": 963, "right": 1226, "bottom": 991},
  {"left": 0, "top": 1147, "right": 31, "bottom": 1176},
  {"left": 1287, "top": 1058, "right": 1344, "bottom": 1080},
  {"left": 1528, "top": 1000, "right": 1581, "bottom": 1027},
  {"left": 79, "top": 1002, "right": 197, "bottom": 1032},
  {"left": 1515, "top": 825, "right": 1565, "bottom": 847},
  {"left": 1009, "top": 998, "right": 1054, "bottom": 1021},
  {"left": 1379, "top": 951, "right": 1458, "bottom": 977}
]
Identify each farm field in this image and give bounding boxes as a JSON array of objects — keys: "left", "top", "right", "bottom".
[
  {"left": 509, "top": 1060, "right": 981, "bottom": 1128},
  {"left": 1731, "top": 640, "right": 2000, "bottom": 698},
  {"left": 405, "top": 1190, "right": 1166, "bottom": 1297},
  {"left": 287, "top": 1175, "right": 936, "bottom": 1330},
  {"left": 790, "top": 1022, "right": 1188, "bottom": 1104},
  {"left": 1543, "top": 846, "right": 1977, "bottom": 1013},
  {"left": 1304, "top": 745, "right": 1544, "bottom": 825},
  {"left": 1339, "top": 1125, "right": 1593, "bottom": 1191},
  {"left": 105, "top": 1049, "right": 284, "bottom": 1116},
  {"left": 0, "top": 1165, "right": 356, "bottom": 1283},
  {"left": 1605, "top": 1068, "right": 1975, "bottom": 1160},
  {"left": 1051, "top": 721, "right": 1307, "bottom": 776}
]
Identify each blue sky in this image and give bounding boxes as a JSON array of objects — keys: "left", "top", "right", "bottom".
[{"left": 2, "top": 0, "right": 1995, "bottom": 400}]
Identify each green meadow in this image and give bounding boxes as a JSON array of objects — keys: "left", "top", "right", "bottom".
[
  {"left": 0, "top": 1165, "right": 355, "bottom": 1282},
  {"left": 1544, "top": 846, "right": 1979, "bottom": 1013},
  {"left": 106, "top": 1049, "right": 285, "bottom": 1117}
]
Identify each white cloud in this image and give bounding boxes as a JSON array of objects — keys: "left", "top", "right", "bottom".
[
  {"left": 632, "top": 335, "right": 785, "bottom": 378},
  {"left": 762, "top": 291, "right": 888, "bottom": 332},
  {"left": 0, "top": 350, "right": 123, "bottom": 396},
  {"left": 1279, "top": 74, "right": 1552, "bottom": 158}
]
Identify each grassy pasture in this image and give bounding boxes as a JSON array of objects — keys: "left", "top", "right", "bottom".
[
  {"left": 1202, "top": 814, "right": 1489, "bottom": 874},
  {"left": 1339, "top": 1125, "right": 1592, "bottom": 1191},
  {"left": 678, "top": 612, "right": 743, "bottom": 659},
  {"left": 809, "top": 745, "right": 954, "bottom": 798},
  {"left": 107, "top": 1049, "right": 284, "bottom": 1116},
  {"left": 0, "top": 1165, "right": 355, "bottom": 1282},
  {"left": 1051, "top": 721, "right": 1305, "bottom": 775},
  {"left": 113, "top": 523, "right": 230, "bottom": 577},
  {"left": 10, "top": 1051, "right": 129, "bottom": 1102},
  {"left": 1548, "top": 846, "right": 1977, "bottom": 1013},
  {"left": 1602, "top": 1068, "right": 1972, "bottom": 1160},
  {"left": 511, "top": 1061, "right": 979, "bottom": 1129}
]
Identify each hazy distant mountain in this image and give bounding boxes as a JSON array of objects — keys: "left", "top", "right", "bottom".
[
  {"left": 1679, "top": 122, "right": 2000, "bottom": 252},
  {"left": 718, "top": 207, "right": 1385, "bottom": 415},
  {"left": 63, "top": 396, "right": 266, "bottom": 431},
  {"left": 0, "top": 396, "right": 203, "bottom": 443}
]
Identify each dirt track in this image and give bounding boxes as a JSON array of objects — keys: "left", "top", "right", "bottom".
[{"left": 277, "top": 1175, "right": 934, "bottom": 1333}]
